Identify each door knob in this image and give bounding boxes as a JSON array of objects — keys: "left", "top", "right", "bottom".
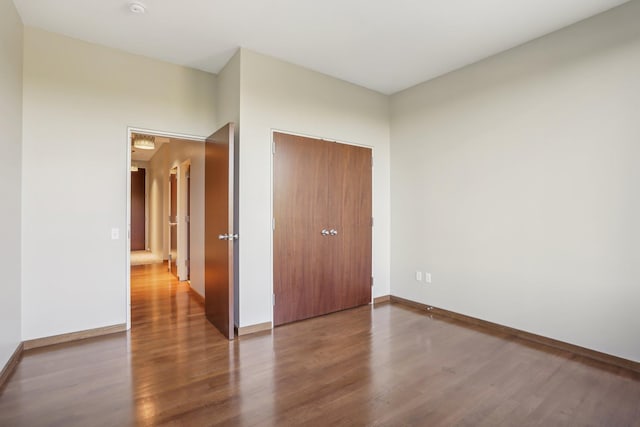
[
  {"left": 329, "top": 229, "right": 338, "bottom": 236},
  {"left": 321, "top": 229, "right": 330, "bottom": 236},
  {"left": 218, "top": 234, "right": 239, "bottom": 241}
]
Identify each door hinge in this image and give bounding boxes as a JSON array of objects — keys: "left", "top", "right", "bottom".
[
  {"left": 272, "top": 141, "right": 276, "bottom": 154},
  {"left": 185, "top": 215, "right": 190, "bottom": 223},
  {"left": 272, "top": 294, "right": 276, "bottom": 306},
  {"left": 371, "top": 217, "right": 374, "bottom": 227},
  {"left": 371, "top": 276, "right": 374, "bottom": 287},
  {"left": 272, "top": 218, "right": 276, "bottom": 230}
]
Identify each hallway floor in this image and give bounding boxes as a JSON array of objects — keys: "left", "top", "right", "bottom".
[
  {"left": 130, "top": 250, "right": 163, "bottom": 266},
  {"left": 0, "top": 264, "right": 639, "bottom": 426}
]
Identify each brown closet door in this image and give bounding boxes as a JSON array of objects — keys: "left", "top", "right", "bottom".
[
  {"left": 327, "top": 143, "right": 372, "bottom": 310},
  {"left": 273, "top": 133, "right": 330, "bottom": 326},
  {"left": 273, "top": 133, "right": 372, "bottom": 326}
]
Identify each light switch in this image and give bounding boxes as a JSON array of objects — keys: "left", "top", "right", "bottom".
[
  {"left": 415, "top": 271, "right": 422, "bottom": 281},
  {"left": 111, "top": 228, "right": 120, "bottom": 240}
]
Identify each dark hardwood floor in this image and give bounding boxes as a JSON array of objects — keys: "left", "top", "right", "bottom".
[{"left": 1, "top": 263, "right": 639, "bottom": 426}]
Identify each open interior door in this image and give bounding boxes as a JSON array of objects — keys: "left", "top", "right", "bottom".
[{"left": 204, "top": 123, "right": 236, "bottom": 339}]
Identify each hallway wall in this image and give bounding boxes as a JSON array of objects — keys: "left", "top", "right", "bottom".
[{"left": 147, "top": 139, "right": 206, "bottom": 296}]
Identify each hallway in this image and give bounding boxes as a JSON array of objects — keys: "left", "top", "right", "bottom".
[
  {"left": 1, "top": 264, "right": 639, "bottom": 426},
  {"left": 130, "top": 251, "right": 163, "bottom": 266}
]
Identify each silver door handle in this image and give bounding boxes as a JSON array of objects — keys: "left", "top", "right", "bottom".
[
  {"left": 321, "top": 229, "right": 330, "bottom": 236},
  {"left": 329, "top": 229, "right": 338, "bottom": 236},
  {"left": 218, "top": 234, "right": 239, "bottom": 241}
]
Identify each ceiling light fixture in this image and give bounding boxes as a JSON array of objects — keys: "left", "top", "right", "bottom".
[
  {"left": 129, "top": 1, "right": 146, "bottom": 14},
  {"left": 133, "top": 134, "right": 156, "bottom": 150}
]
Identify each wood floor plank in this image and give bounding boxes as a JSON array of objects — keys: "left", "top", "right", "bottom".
[{"left": 0, "top": 263, "right": 638, "bottom": 426}]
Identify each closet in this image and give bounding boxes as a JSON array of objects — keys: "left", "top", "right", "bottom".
[{"left": 273, "top": 132, "right": 372, "bottom": 326}]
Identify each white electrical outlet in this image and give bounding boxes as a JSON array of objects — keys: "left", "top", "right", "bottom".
[
  {"left": 424, "top": 273, "right": 432, "bottom": 283},
  {"left": 111, "top": 228, "right": 120, "bottom": 240},
  {"left": 415, "top": 271, "right": 422, "bottom": 281}
]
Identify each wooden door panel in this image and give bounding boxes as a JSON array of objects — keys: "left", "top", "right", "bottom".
[
  {"left": 130, "top": 169, "right": 146, "bottom": 251},
  {"left": 328, "top": 143, "right": 373, "bottom": 228},
  {"left": 327, "top": 143, "right": 373, "bottom": 311},
  {"left": 273, "top": 133, "right": 329, "bottom": 325},
  {"left": 330, "top": 224, "right": 372, "bottom": 310},
  {"left": 204, "top": 123, "right": 235, "bottom": 339}
]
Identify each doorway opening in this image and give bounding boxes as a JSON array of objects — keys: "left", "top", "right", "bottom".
[
  {"left": 126, "top": 125, "right": 237, "bottom": 340},
  {"left": 127, "top": 129, "right": 205, "bottom": 326}
]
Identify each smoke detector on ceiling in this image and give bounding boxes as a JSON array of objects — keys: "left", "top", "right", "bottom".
[{"left": 129, "top": 1, "right": 146, "bottom": 14}]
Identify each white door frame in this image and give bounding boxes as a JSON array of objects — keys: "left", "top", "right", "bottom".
[{"left": 126, "top": 127, "right": 205, "bottom": 330}]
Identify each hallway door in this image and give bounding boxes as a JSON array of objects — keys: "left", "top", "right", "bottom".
[
  {"left": 204, "top": 123, "right": 236, "bottom": 340},
  {"left": 169, "top": 170, "right": 178, "bottom": 277},
  {"left": 130, "top": 168, "right": 146, "bottom": 251},
  {"left": 186, "top": 164, "right": 191, "bottom": 280}
]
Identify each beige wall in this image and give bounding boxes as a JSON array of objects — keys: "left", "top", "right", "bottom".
[
  {"left": 390, "top": 1, "right": 640, "bottom": 361},
  {"left": 147, "top": 139, "right": 206, "bottom": 296},
  {"left": 0, "top": 0, "right": 23, "bottom": 368},
  {"left": 216, "top": 50, "right": 241, "bottom": 131},
  {"left": 237, "top": 49, "right": 391, "bottom": 328},
  {"left": 21, "top": 28, "right": 217, "bottom": 340}
]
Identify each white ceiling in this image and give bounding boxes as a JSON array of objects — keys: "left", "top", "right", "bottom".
[{"left": 13, "top": 0, "right": 629, "bottom": 94}]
